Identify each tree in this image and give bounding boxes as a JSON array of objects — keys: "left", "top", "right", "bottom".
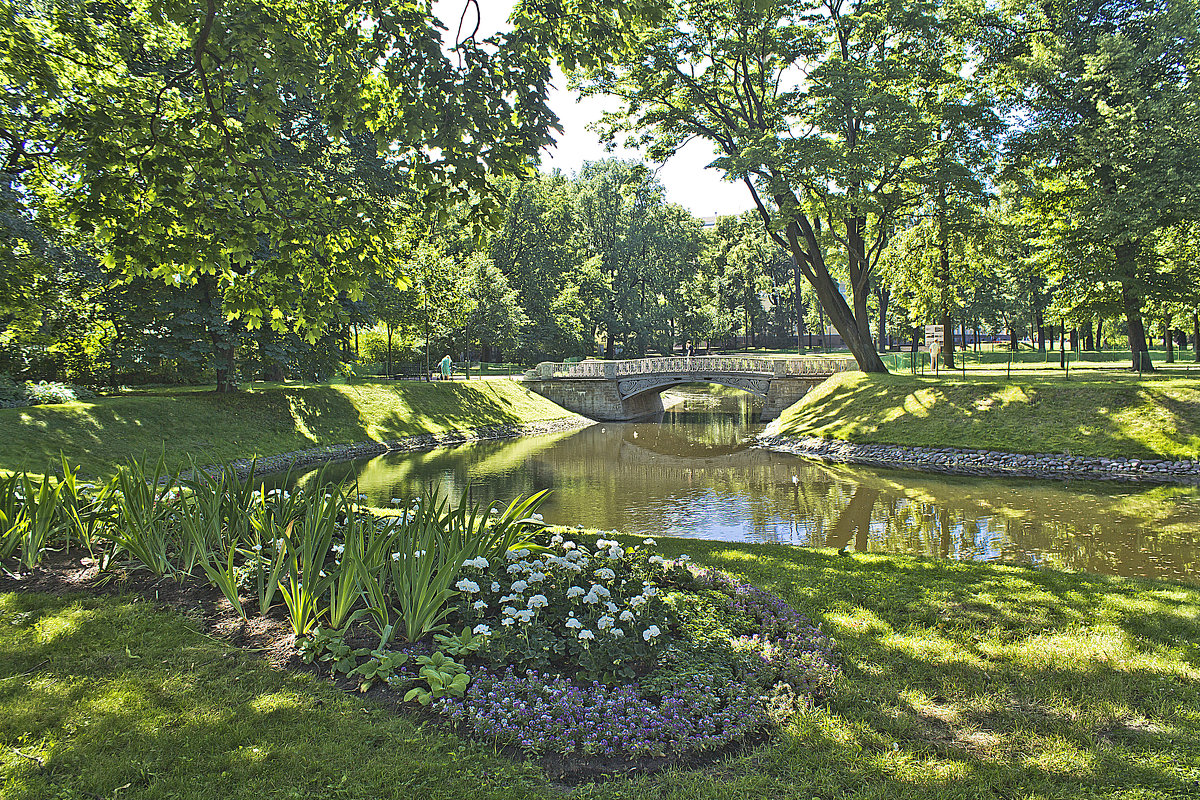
[
  {"left": 994, "top": 0, "right": 1200, "bottom": 370},
  {"left": 574, "top": 0, "right": 982, "bottom": 372}
]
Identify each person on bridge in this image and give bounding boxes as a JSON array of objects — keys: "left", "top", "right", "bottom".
[
  {"left": 439, "top": 354, "right": 453, "bottom": 380},
  {"left": 686, "top": 340, "right": 695, "bottom": 357}
]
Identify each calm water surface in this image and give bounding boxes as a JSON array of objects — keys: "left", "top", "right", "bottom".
[{"left": 282, "top": 389, "right": 1200, "bottom": 584}]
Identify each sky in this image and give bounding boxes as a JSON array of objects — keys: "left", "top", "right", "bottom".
[{"left": 432, "top": 0, "right": 754, "bottom": 217}]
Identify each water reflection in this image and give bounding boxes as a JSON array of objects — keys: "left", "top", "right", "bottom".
[{"left": 281, "top": 387, "right": 1200, "bottom": 584}]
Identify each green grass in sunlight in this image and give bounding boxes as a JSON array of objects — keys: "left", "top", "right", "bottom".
[
  {"left": 767, "top": 371, "right": 1200, "bottom": 459},
  {"left": 4, "top": 538, "right": 1200, "bottom": 799},
  {"left": 0, "top": 379, "right": 578, "bottom": 478}
]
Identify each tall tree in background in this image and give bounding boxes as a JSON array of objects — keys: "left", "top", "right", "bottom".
[
  {"left": 574, "top": 0, "right": 983, "bottom": 372},
  {"left": 994, "top": 0, "right": 1200, "bottom": 371}
]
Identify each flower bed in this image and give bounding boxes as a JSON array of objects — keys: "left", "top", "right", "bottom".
[{"left": 420, "top": 534, "right": 839, "bottom": 776}]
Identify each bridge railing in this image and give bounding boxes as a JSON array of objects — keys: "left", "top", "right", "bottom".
[{"left": 526, "top": 356, "right": 860, "bottom": 380}]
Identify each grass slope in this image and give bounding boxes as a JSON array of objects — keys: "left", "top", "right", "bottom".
[
  {"left": 3, "top": 540, "right": 1199, "bottom": 799},
  {"left": 767, "top": 372, "right": 1200, "bottom": 459},
  {"left": 0, "top": 380, "right": 577, "bottom": 478}
]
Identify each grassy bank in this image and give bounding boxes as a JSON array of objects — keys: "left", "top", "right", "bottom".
[
  {"left": 2, "top": 540, "right": 1198, "bottom": 799},
  {"left": 0, "top": 380, "right": 578, "bottom": 478},
  {"left": 767, "top": 372, "right": 1200, "bottom": 459}
]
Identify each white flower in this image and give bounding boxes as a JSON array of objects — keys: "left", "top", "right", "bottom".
[
  {"left": 528, "top": 571, "right": 546, "bottom": 583},
  {"left": 578, "top": 629, "right": 595, "bottom": 641},
  {"left": 649, "top": 555, "right": 665, "bottom": 565},
  {"left": 643, "top": 586, "right": 658, "bottom": 597},
  {"left": 501, "top": 617, "right": 514, "bottom": 627},
  {"left": 463, "top": 556, "right": 489, "bottom": 569},
  {"left": 630, "top": 595, "right": 647, "bottom": 607},
  {"left": 473, "top": 600, "right": 488, "bottom": 610},
  {"left": 527, "top": 594, "right": 549, "bottom": 609},
  {"left": 643, "top": 537, "right": 657, "bottom": 546},
  {"left": 391, "top": 498, "right": 404, "bottom": 505},
  {"left": 532, "top": 513, "right": 543, "bottom": 521},
  {"left": 566, "top": 586, "right": 585, "bottom": 599},
  {"left": 331, "top": 543, "right": 345, "bottom": 555},
  {"left": 643, "top": 625, "right": 661, "bottom": 641},
  {"left": 510, "top": 580, "right": 528, "bottom": 594},
  {"left": 566, "top": 549, "right": 584, "bottom": 562},
  {"left": 251, "top": 543, "right": 263, "bottom": 552},
  {"left": 607, "top": 546, "right": 624, "bottom": 560},
  {"left": 619, "top": 610, "right": 634, "bottom": 622},
  {"left": 516, "top": 609, "right": 535, "bottom": 623},
  {"left": 551, "top": 533, "right": 564, "bottom": 545},
  {"left": 506, "top": 549, "right": 522, "bottom": 561},
  {"left": 594, "top": 568, "right": 615, "bottom": 581},
  {"left": 590, "top": 584, "right": 611, "bottom": 599},
  {"left": 473, "top": 624, "right": 491, "bottom": 635},
  {"left": 566, "top": 616, "right": 583, "bottom": 630},
  {"left": 513, "top": 548, "right": 531, "bottom": 559},
  {"left": 678, "top": 554, "right": 691, "bottom": 563},
  {"left": 489, "top": 507, "right": 499, "bottom": 515},
  {"left": 604, "top": 601, "right": 618, "bottom": 613},
  {"left": 597, "top": 614, "right": 614, "bottom": 630},
  {"left": 391, "top": 552, "right": 402, "bottom": 561},
  {"left": 562, "top": 540, "right": 576, "bottom": 551},
  {"left": 582, "top": 592, "right": 600, "bottom": 605},
  {"left": 610, "top": 628, "right": 624, "bottom": 637},
  {"left": 490, "top": 582, "right": 501, "bottom": 592},
  {"left": 506, "top": 563, "right": 524, "bottom": 574},
  {"left": 502, "top": 606, "right": 518, "bottom": 617},
  {"left": 455, "top": 579, "right": 480, "bottom": 593}
]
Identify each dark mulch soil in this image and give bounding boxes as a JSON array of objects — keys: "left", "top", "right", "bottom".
[{"left": 1, "top": 550, "right": 778, "bottom": 783}]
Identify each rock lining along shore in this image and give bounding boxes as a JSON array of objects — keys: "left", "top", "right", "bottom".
[
  {"left": 194, "top": 417, "right": 595, "bottom": 479},
  {"left": 757, "top": 435, "right": 1200, "bottom": 485}
]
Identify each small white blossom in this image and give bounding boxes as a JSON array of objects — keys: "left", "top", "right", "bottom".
[
  {"left": 643, "top": 586, "right": 658, "bottom": 597},
  {"left": 463, "top": 556, "right": 489, "bottom": 569},
  {"left": 516, "top": 609, "right": 535, "bottom": 623},
  {"left": 677, "top": 554, "right": 691, "bottom": 563},
  {"left": 473, "top": 600, "right": 488, "bottom": 610},
  {"left": 391, "top": 552, "right": 402, "bottom": 561},
  {"left": 527, "top": 594, "right": 549, "bottom": 609},
  {"left": 510, "top": 580, "right": 528, "bottom": 594},
  {"left": 501, "top": 617, "right": 514, "bottom": 627},
  {"left": 610, "top": 628, "right": 624, "bottom": 637},
  {"left": 630, "top": 595, "right": 647, "bottom": 607},
  {"left": 583, "top": 592, "right": 600, "bottom": 605},
  {"left": 391, "top": 498, "right": 404, "bottom": 505},
  {"left": 502, "top": 606, "right": 518, "bottom": 617},
  {"left": 643, "top": 537, "right": 657, "bottom": 546},
  {"left": 455, "top": 579, "right": 480, "bottom": 593},
  {"left": 566, "top": 586, "right": 585, "bottom": 598},
  {"left": 604, "top": 601, "right": 618, "bottom": 613},
  {"left": 473, "top": 624, "right": 491, "bottom": 635},
  {"left": 619, "top": 610, "right": 635, "bottom": 622},
  {"left": 506, "top": 563, "right": 524, "bottom": 574},
  {"left": 331, "top": 543, "right": 345, "bottom": 555},
  {"left": 594, "top": 568, "right": 616, "bottom": 581},
  {"left": 566, "top": 616, "right": 583, "bottom": 630},
  {"left": 578, "top": 629, "right": 595, "bottom": 641},
  {"left": 643, "top": 624, "right": 661, "bottom": 641},
  {"left": 490, "top": 582, "right": 501, "bottom": 592},
  {"left": 597, "top": 615, "right": 614, "bottom": 630},
  {"left": 528, "top": 571, "right": 546, "bottom": 583},
  {"left": 562, "top": 540, "right": 577, "bottom": 551},
  {"left": 590, "top": 584, "right": 611, "bottom": 599},
  {"left": 649, "top": 555, "right": 665, "bottom": 565},
  {"left": 607, "top": 546, "right": 624, "bottom": 560}
]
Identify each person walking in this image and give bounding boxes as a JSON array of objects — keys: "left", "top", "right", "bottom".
[{"left": 439, "top": 354, "right": 453, "bottom": 380}]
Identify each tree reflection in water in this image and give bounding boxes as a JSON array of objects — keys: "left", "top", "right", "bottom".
[{"left": 279, "top": 386, "right": 1200, "bottom": 584}]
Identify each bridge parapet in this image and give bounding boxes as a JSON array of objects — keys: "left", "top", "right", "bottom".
[{"left": 528, "top": 356, "right": 858, "bottom": 381}]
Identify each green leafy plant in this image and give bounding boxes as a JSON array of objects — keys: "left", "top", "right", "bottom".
[
  {"left": 349, "top": 648, "right": 409, "bottom": 692},
  {"left": 404, "top": 651, "right": 469, "bottom": 706},
  {"left": 101, "top": 454, "right": 178, "bottom": 577},
  {"left": 276, "top": 477, "right": 346, "bottom": 636},
  {"left": 3, "top": 474, "right": 67, "bottom": 571},
  {"left": 434, "top": 627, "right": 485, "bottom": 658}
]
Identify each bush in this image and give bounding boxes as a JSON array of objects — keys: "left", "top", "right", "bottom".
[{"left": 0, "top": 375, "right": 96, "bottom": 409}]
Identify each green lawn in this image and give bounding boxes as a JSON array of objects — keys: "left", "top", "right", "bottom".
[
  {"left": 0, "top": 380, "right": 578, "bottom": 478},
  {"left": 767, "top": 372, "right": 1200, "bottom": 460},
  {"left": 3, "top": 539, "right": 1198, "bottom": 799}
]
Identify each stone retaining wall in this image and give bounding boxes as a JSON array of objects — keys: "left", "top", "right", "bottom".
[
  {"left": 757, "top": 435, "right": 1200, "bottom": 485},
  {"left": 191, "top": 417, "right": 594, "bottom": 479}
]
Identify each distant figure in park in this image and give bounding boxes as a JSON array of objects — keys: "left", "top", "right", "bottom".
[
  {"left": 439, "top": 354, "right": 453, "bottom": 380},
  {"left": 686, "top": 340, "right": 695, "bottom": 357}
]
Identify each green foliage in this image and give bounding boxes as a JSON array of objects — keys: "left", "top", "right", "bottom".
[
  {"left": 405, "top": 651, "right": 470, "bottom": 706},
  {"left": 100, "top": 455, "right": 177, "bottom": 577}
]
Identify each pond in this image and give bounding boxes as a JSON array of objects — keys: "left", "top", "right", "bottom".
[{"left": 280, "top": 386, "right": 1200, "bottom": 584}]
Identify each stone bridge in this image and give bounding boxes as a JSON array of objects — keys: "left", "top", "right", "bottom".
[{"left": 520, "top": 356, "right": 859, "bottom": 421}]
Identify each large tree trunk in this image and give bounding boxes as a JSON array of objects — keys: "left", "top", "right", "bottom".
[
  {"left": 794, "top": 258, "right": 807, "bottom": 353},
  {"left": 1115, "top": 241, "right": 1153, "bottom": 371},
  {"left": 936, "top": 184, "right": 954, "bottom": 369},
  {"left": 783, "top": 216, "right": 885, "bottom": 371},
  {"left": 1096, "top": 317, "right": 1104, "bottom": 351}
]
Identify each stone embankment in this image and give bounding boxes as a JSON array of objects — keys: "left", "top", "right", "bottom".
[
  {"left": 758, "top": 435, "right": 1200, "bottom": 485},
  {"left": 196, "top": 417, "right": 593, "bottom": 479}
]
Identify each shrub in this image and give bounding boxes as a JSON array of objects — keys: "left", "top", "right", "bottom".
[{"left": 0, "top": 375, "right": 96, "bottom": 409}]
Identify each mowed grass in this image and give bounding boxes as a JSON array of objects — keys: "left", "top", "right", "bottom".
[
  {"left": 768, "top": 372, "right": 1200, "bottom": 460},
  {"left": 3, "top": 540, "right": 1200, "bottom": 799},
  {"left": 0, "top": 379, "right": 578, "bottom": 478}
]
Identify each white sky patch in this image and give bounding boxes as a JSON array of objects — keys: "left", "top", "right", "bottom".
[{"left": 431, "top": 0, "right": 753, "bottom": 216}]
